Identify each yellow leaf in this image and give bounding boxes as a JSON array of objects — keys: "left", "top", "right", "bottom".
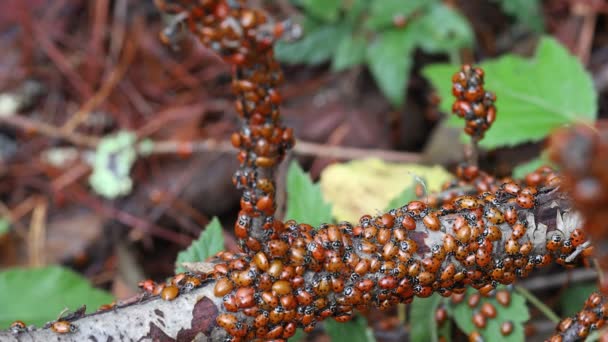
[{"left": 320, "top": 158, "right": 452, "bottom": 222}]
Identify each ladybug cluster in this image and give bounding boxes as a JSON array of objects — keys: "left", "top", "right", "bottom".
[
  {"left": 209, "top": 186, "right": 577, "bottom": 341},
  {"left": 426, "top": 163, "right": 561, "bottom": 210},
  {"left": 452, "top": 65, "right": 497, "bottom": 140},
  {"left": 546, "top": 292, "right": 608, "bottom": 341},
  {"left": 548, "top": 123, "right": 608, "bottom": 339},
  {"left": 138, "top": 272, "right": 209, "bottom": 300},
  {"left": 152, "top": 1, "right": 593, "bottom": 341},
  {"left": 157, "top": 0, "right": 295, "bottom": 254},
  {"left": 549, "top": 124, "right": 608, "bottom": 277}
]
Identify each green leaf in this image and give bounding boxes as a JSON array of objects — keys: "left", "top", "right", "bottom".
[
  {"left": 410, "top": 294, "right": 442, "bottom": 342},
  {"left": 285, "top": 161, "right": 333, "bottom": 227},
  {"left": 0, "top": 266, "right": 114, "bottom": 329},
  {"left": 366, "top": 0, "right": 433, "bottom": 29},
  {"left": 89, "top": 131, "right": 137, "bottom": 199},
  {"left": 492, "top": 0, "right": 544, "bottom": 33},
  {"left": 175, "top": 217, "right": 225, "bottom": 273},
  {"left": 413, "top": 4, "right": 474, "bottom": 54},
  {"left": 438, "top": 313, "right": 452, "bottom": 342},
  {"left": 0, "top": 217, "right": 9, "bottom": 236},
  {"left": 422, "top": 37, "right": 597, "bottom": 149},
  {"left": 452, "top": 287, "right": 529, "bottom": 341},
  {"left": 384, "top": 185, "right": 416, "bottom": 212},
  {"left": 332, "top": 34, "right": 367, "bottom": 71},
  {"left": 288, "top": 328, "right": 306, "bottom": 342},
  {"left": 512, "top": 152, "right": 557, "bottom": 179},
  {"left": 325, "top": 316, "right": 376, "bottom": 342},
  {"left": 344, "top": 0, "right": 370, "bottom": 26},
  {"left": 275, "top": 20, "right": 349, "bottom": 65},
  {"left": 559, "top": 282, "right": 598, "bottom": 317},
  {"left": 302, "top": 0, "right": 342, "bottom": 23},
  {"left": 367, "top": 28, "right": 417, "bottom": 107}
]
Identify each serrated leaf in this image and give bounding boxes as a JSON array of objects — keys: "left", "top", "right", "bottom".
[
  {"left": 410, "top": 294, "right": 442, "bottom": 342},
  {"left": 175, "top": 217, "right": 224, "bottom": 273},
  {"left": 367, "top": 28, "right": 417, "bottom": 107},
  {"left": 452, "top": 287, "right": 529, "bottom": 341},
  {"left": 275, "top": 20, "right": 349, "bottom": 66},
  {"left": 384, "top": 185, "right": 416, "bottom": 212},
  {"left": 302, "top": 0, "right": 342, "bottom": 23},
  {"left": 0, "top": 266, "right": 114, "bottom": 328},
  {"left": 422, "top": 37, "right": 597, "bottom": 149},
  {"left": 332, "top": 34, "right": 367, "bottom": 71},
  {"left": 492, "top": 0, "right": 544, "bottom": 33},
  {"left": 320, "top": 159, "right": 452, "bottom": 222},
  {"left": 413, "top": 4, "right": 474, "bottom": 54},
  {"left": 512, "top": 152, "right": 557, "bottom": 179},
  {"left": 366, "top": 0, "right": 433, "bottom": 29},
  {"left": 560, "top": 282, "right": 598, "bottom": 317},
  {"left": 285, "top": 161, "right": 333, "bottom": 227},
  {"left": 325, "top": 316, "right": 376, "bottom": 342}
]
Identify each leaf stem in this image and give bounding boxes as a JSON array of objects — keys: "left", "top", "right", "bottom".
[
  {"left": 515, "top": 285, "right": 560, "bottom": 323},
  {"left": 398, "top": 303, "right": 407, "bottom": 324}
]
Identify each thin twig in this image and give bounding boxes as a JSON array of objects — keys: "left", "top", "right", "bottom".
[
  {"left": 566, "top": 241, "right": 592, "bottom": 263},
  {"left": 466, "top": 137, "right": 479, "bottom": 167},
  {"left": 28, "top": 197, "right": 48, "bottom": 267},
  {"left": 0, "top": 114, "right": 99, "bottom": 148},
  {"left": 149, "top": 139, "right": 422, "bottom": 163},
  {"left": 518, "top": 267, "right": 597, "bottom": 291},
  {"left": 573, "top": 1, "right": 597, "bottom": 65}
]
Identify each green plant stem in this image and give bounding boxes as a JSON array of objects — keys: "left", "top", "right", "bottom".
[
  {"left": 448, "top": 50, "right": 461, "bottom": 65},
  {"left": 398, "top": 303, "right": 407, "bottom": 324},
  {"left": 515, "top": 285, "right": 560, "bottom": 323}
]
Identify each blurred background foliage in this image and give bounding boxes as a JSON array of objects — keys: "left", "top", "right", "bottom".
[{"left": 0, "top": 0, "right": 606, "bottom": 341}]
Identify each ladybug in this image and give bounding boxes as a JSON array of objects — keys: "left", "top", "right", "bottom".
[
  {"left": 469, "top": 331, "right": 485, "bottom": 342},
  {"left": 283, "top": 322, "right": 297, "bottom": 338},
  {"left": 161, "top": 285, "right": 180, "bottom": 301},
  {"left": 516, "top": 193, "right": 535, "bottom": 209},
  {"left": 511, "top": 223, "right": 526, "bottom": 240},
  {"left": 472, "top": 311, "right": 486, "bottom": 329},
  {"left": 475, "top": 248, "right": 491, "bottom": 267},
  {"left": 138, "top": 279, "right": 157, "bottom": 294},
  {"left": 495, "top": 289, "right": 511, "bottom": 306},
  {"left": 500, "top": 321, "right": 514, "bottom": 336},
  {"left": 414, "top": 284, "right": 433, "bottom": 298},
  {"left": 407, "top": 201, "right": 427, "bottom": 215},
  {"left": 443, "top": 234, "right": 457, "bottom": 254},
  {"left": 217, "top": 313, "right": 239, "bottom": 332},
  {"left": 401, "top": 214, "right": 416, "bottom": 230},
  {"left": 51, "top": 321, "right": 76, "bottom": 334},
  {"left": 422, "top": 257, "right": 442, "bottom": 273},
  {"left": 484, "top": 225, "right": 502, "bottom": 242},
  {"left": 467, "top": 292, "right": 482, "bottom": 308},
  {"left": 223, "top": 294, "right": 239, "bottom": 312},
  {"left": 484, "top": 206, "right": 505, "bottom": 224},
  {"left": 267, "top": 239, "right": 289, "bottom": 257},
  {"left": 570, "top": 228, "right": 587, "bottom": 247},
  {"left": 455, "top": 196, "right": 483, "bottom": 210},
  {"left": 480, "top": 302, "right": 497, "bottom": 318},
  {"left": 423, "top": 213, "right": 441, "bottom": 231},
  {"left": 214, "top": 278, "right": 234, "bottom": 298},
  {"left": 501, "top": 182, "right": 521, "bottom": 196},
  {"left": 10, "top": 320, "right": 26, "bottom": 334}
]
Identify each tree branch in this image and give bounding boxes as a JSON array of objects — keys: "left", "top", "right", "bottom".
[{"left": 0, "top": 186, "right": 585, "bottom": 341}]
